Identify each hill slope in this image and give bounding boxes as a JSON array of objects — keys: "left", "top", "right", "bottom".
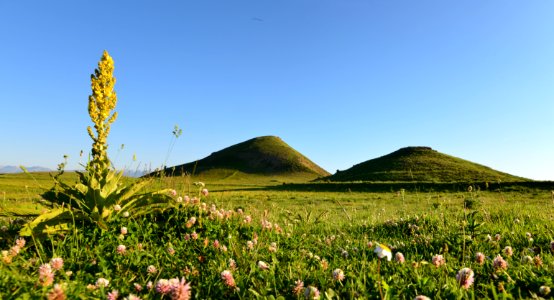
[
  {"left": 327, "top": 146, "right": 528, "bottom": 182},
  {"left": 157, "top": 136, "right": 330, "bottom": 181}
]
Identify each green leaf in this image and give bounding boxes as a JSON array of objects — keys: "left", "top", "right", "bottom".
[{"left": 19, "top": 208, "right": 74, "bottom": 236}]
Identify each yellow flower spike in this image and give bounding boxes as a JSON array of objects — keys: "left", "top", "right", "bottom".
[
  {"left": 87, "top": 50, "right": 118, "bottom": 171},
  {"left": 374, "top": 243, "right": 392, "bottom": 261}
]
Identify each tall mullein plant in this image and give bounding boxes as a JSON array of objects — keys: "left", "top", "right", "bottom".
[
  {"left": 87, "top": 50, "right": 118, "bottom": 175},
  {"left": 21, "top": 51, "right": 174, "bottom": 236}
]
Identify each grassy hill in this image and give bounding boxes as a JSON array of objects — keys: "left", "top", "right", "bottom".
[
  {"left": 327, "top": 146, "right": 528, "bottom": 182},
  {"left": 155, "top": 136, "right": 330, "bottom": 182}
]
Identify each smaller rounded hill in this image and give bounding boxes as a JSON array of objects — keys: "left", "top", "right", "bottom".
[
  {"left": 153, "top": 136, "right": 329, "bottom": 181},
  {"left": 327, "top": 146, "right": 528, "bottom": 182}
]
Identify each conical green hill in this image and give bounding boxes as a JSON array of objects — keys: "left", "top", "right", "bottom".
[
  {"left": 328, "top": 146, "right": 528, "bottom": 182},
  {"left": 158, "top": 136, "right": 329, "bottom": 180}
]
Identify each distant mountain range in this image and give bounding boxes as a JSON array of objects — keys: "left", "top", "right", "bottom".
[{"left": 0, "top": 165, "right": 52, "bottom": 174}]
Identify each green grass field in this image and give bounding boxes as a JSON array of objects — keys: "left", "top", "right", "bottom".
[{"left": 1, "top": 172, "right": 553, "bottom": 299}]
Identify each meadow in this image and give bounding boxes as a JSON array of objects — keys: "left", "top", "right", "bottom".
[
  {"left": 1, "top": 172, "right": 553, "bottom": 299},
  {"left": 1, "top": 51, "right": 552, "bottom": 300}
]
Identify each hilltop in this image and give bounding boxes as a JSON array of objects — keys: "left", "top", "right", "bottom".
[
  {"left": 154, "top": 136, "right": 330, "bottom": 182},
  {"left": 327, "top": 146, "right": 528, "bottom": 182}
]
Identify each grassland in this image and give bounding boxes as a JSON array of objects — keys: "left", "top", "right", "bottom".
[{"left": 1, "top": 172, "right": 553, "bottom": 299}]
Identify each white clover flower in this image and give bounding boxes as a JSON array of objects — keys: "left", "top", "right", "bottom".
[{"left": 374, "top": 243, "right": 392, "bottom": 261}]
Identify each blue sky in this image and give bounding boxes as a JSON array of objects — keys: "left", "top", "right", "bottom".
[{"left": 1, "top": 1, "right": 553, "bottom": 180}]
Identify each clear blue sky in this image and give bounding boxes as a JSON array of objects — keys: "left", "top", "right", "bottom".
[{"left": 1, "top": 1, "right": 553, "bottom": 180}]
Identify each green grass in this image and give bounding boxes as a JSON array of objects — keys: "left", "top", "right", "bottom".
[
  {"left": 1, "top": 174, "right": 553, "bottom": 299},
  {"left": 328, "top": 146, "right": 529, "bottom": 182}
]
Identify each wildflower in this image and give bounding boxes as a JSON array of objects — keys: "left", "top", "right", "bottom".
[
  {"left": 169, "top": 189, "right": 177, "bottom": 197},
  {"left": 213, "top": 240, "right": 220, "bottom": 249},
  {"left": 414, "top": 296, "right": 431, "bottom": 300},
  {"left": 228, "top": 258, "right": 237, "bottom": 270},
  {"left": 293, "top": 280, "right": 304, "bottom": 296},
  {"left": 86, "top": 284, "right": 97, "bottom": 290},
  {"left": 137, "top": 243, "right": 143, "bottom": 250},
  {"left": 304, "top": 286, "right": 320, "bottom": 299},
  {"left": 395, "top": 252, "right": 405, "bottom": 263},
  {"left": 533, "top": 255, "right": 543, "bottom": 267},
  {"left": 475, "top": 252, "right": 485, "bottom": 265},
  {"left": 113, "top": 205, "right": 122, "bottom": 211},
  {"left": 262, "top": 219, "right": 273, "bottom": 230},
  {"left": 123, "top": 211, "right": 130, "bottom": 218},
  {"left": 134, "top": 283, "right": 142, "bottom": 292},
  {"left": 191, "top": 232, "right": 198, "bottom": 240},
  {"left": 526, "top": 232, "right": 532, "bottom": 240},
  {"left": 314, "top": 257, "right": 325, "bottom": 270},
  {"left": 522, "top": 255, "right": 533, "bottom": 264},
  {"left": 183, "top": 195, "right": 190, "bottom": 204},
  {"left": 246, "top": 241, "right": 254, "bottom": 250},
  {"left": 503, "top": 246, "right": 513, "bottom": 257},
  {"left": 176, "top": 196, "right": 183, "bottom": 203},
  {"left": 486, "top": 234, "right": 492, "bottom": 242},
  {"left": 493, "top": 255, "right": 508, "bottom": 271},
  {"left": 237, "top": 208, "right": 243, "bottom": 214},
  {"left": 0, "top": 225, "right": 7, "bottom": 232},
  {"left": 171, "top": 277, "right": 191, "bottom": 300},
  {"left": 456, "top": 268, "right": 474, "bottom": 289},
  {"left": 47, "top": 284, "right": 65, "bottom": 300},
  {"left": 9, "top": 245, "right": 21, "bottom": 256},
  {"left": 341, "top": 249, "right": 349, "bottom": 258},
  {"left": 258, "top": 261, "right": 269, "bottom": 270},
  {"left": 65, "top": 271, "right": 73, "bottom": 277},
  {"left": 374, "top": 244, "right": 392, "bottom": 261},
  {"left": 39, "top": 263, "right": 55, "bottom": 286},
  {"left": 244, "top": 216, "right": 252, "bottom": 223},
  {"left": 539, "top": 286, "right": 551, "bottom": 296},
  {"left": 201, "top": 188, "right": 209, "bottom": 196},
  {"left": 221, "top": 270, "right": 236, "bottom": 288},
  {"left": 221, "top": 245, "right": 228, "bottom": 252},
  {"left": 107, "top": 290, "right": 119, "bottom": 300},
  {"left": 268, "top": 242, "right": 277, "bottom": 252},
  {"left": 332, "top": 269, "right": 345, "bottom": 281},
  {"left": 1, "top": 250, "right": 11, "bottom": 264},
  {"left": 147, "top": 265, "right": 157, "bottom": 274},
  {"left": 15, "top": 237, "right": 26, "bottom": 248},
  {"left": 125, "top": 295, "right": 141, "bottom": 300},
  {"left": 494, "top": 234, "right": 501, "bottom": 241},
  {"left": 156, "top": 279, "right": 172, "bottom": 295},
  {"left": 120, "top": 227, "right": 128, "bottom": 235},
  {"left": 117, "top": 244, "right": 126, "bottom": 254},
  {"left": 432, "top": 254, "right": 445, "bottom": 267},
  {"left": 146, "top": 281, "right": 153, "bottom": 290},
  {"left": 50, "top": 257, "right": 64, "bottom": 270},
  {"left": 96, "top": 278, "right": 110, "bottom": 288}
]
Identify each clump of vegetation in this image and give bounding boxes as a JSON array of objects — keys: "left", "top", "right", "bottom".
[{"left": 20, "top": 51, "right": 173, "bottom": 236}]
